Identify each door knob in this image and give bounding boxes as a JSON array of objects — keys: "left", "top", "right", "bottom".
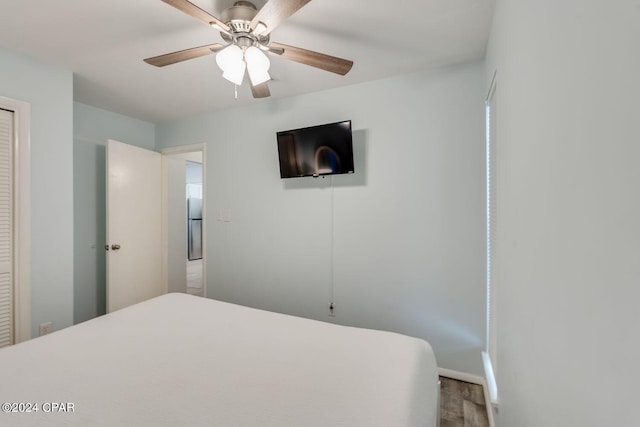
[{"left": 111, "top": 244, "right": 121, "bottom": 251}]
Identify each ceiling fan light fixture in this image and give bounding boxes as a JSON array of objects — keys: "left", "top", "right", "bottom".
[
  {"left": 216, "top": 44, "right": 246, "bottom": 85},
  {"left": 216, "top": 44, "right": 243, "bottom": 72},
  {"left": 222, "top": 61, "right": 246, "bottom": 86},
  {"left": 253, "top": 21, "right": 268, "bottom": 35},
  {"left": 245, "top": 46, "right": 271, "bottom": 85},
  {"left": 145, "top": 0, "right": 353, "bottom": 99}
]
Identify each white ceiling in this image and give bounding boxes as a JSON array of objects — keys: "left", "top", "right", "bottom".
[{"left": 0, "top": 0, "right": 494, "bottom": 123}]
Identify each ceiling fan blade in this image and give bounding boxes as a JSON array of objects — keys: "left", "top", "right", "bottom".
[
  {"left": 161, "top": 0, "right": 230, "bottom": 32},
  {"left": 268, "top": 42, "right": 353, "bottom": 75},
  {"left": 250, "top": 81, "right": 271, "bottom": 98},
  {"left": 250, "top": 0, "right": 311, "bottom": 35},
  {"left": 144, "top": 44, "right": 224, "bottom": 67}
]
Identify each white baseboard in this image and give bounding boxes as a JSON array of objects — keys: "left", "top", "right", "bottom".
[{"left": 481, "top": 351, "right": 499, "bottom": 405}]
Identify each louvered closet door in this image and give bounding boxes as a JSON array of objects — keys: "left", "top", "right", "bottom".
[{"left": 0, "top": 109, "right": 13, "bottom": 348}]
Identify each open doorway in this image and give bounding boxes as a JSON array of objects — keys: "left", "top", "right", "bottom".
[
  {"left": 162, "top": 146, "right": 205, "bottom": 298},
  {"left": 185, "top": 160, "right": 203, "bottom": 296}
]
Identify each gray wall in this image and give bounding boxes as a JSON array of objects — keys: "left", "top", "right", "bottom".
[
  {"left": 0, "top": 48, "right": 74, "bottom": 337},
  {"left": 157, "top": 61, "right": 487, "bottom": 375},
  {"left": 73, "top": 102, "right": 155, "bottom": 323},
  {"left": 486, "top": 0, "right": 640, "bottom": 425}
]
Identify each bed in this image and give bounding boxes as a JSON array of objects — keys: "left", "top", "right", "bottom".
[{"left": 0, "top": 293, "right": 439, "bottom": 426}]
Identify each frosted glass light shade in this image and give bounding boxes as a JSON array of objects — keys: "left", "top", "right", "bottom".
[
  {"left": 216, "top": 45, "right": 242, "bottom": 71},
  {"left": 216, "top": 45, "right": 245, "bottom": 86},
  {"left": 245, "top": 46, "right": 271, "bottom": 86},
  {"left": 222, "top": 61, "right": 246, "bottom": 86}
]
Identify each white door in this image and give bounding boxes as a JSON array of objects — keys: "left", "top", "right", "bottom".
[{"left": 106, "top": 140, "right": 163, "bottom": 312}]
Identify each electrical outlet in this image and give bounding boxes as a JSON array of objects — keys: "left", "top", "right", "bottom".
[
  {"left": 39, "top": 322, "right": 53, "bottom": 336},
  {"left": 328, "top": 302, "right": 336, "bottom": 317}
]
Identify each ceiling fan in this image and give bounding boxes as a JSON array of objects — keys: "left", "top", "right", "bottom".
[{"left": 144, "top": 0, "right": 354, "bottom": 98}]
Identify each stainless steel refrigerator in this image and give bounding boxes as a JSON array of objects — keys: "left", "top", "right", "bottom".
[{"left": 187, "top": 198, "right": 202, "bottom": 260}]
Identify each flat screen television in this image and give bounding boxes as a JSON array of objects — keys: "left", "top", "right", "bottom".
[{"left": 277, "top": 120, "right": 354, "bottom": 179}]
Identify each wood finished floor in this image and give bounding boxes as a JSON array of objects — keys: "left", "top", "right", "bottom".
[{"left": 439, "top": 376, "right": 490, "bottom": 427}]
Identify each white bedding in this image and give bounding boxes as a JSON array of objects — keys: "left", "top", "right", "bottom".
[{"left": 0, "top": 293, "right": 439, "bottom": 426}]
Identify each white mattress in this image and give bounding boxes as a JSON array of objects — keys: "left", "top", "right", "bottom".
[{"left": 0, "top": 293, "right": 439, "bottom": 426}]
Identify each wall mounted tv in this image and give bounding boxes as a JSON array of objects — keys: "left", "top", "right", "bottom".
[{"left": 277, "top": 120, "right": 355, "bottom": 179}]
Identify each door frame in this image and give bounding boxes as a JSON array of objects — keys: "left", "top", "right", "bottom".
[
  {"left": 160, "top": 144, "right": 206, "bottom": 298},
  {"left": 0, "top": 96, "right": 31, "bottom": 343}
]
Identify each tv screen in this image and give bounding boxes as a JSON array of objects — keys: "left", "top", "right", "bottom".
[{"left": 277, "top": 120, "right": 354, "bottom": 179}]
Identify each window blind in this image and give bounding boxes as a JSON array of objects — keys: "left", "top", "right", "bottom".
[
  {"left": 485, "top": 76, "right": 498, "bottom": 395},
  {"left": 0, "top": 108, "right": 13, "bottom": 348}
]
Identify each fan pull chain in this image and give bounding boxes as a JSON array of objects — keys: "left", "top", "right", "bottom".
[{"left": 234, "top": 84, "right": 238, "bottom": 100}]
